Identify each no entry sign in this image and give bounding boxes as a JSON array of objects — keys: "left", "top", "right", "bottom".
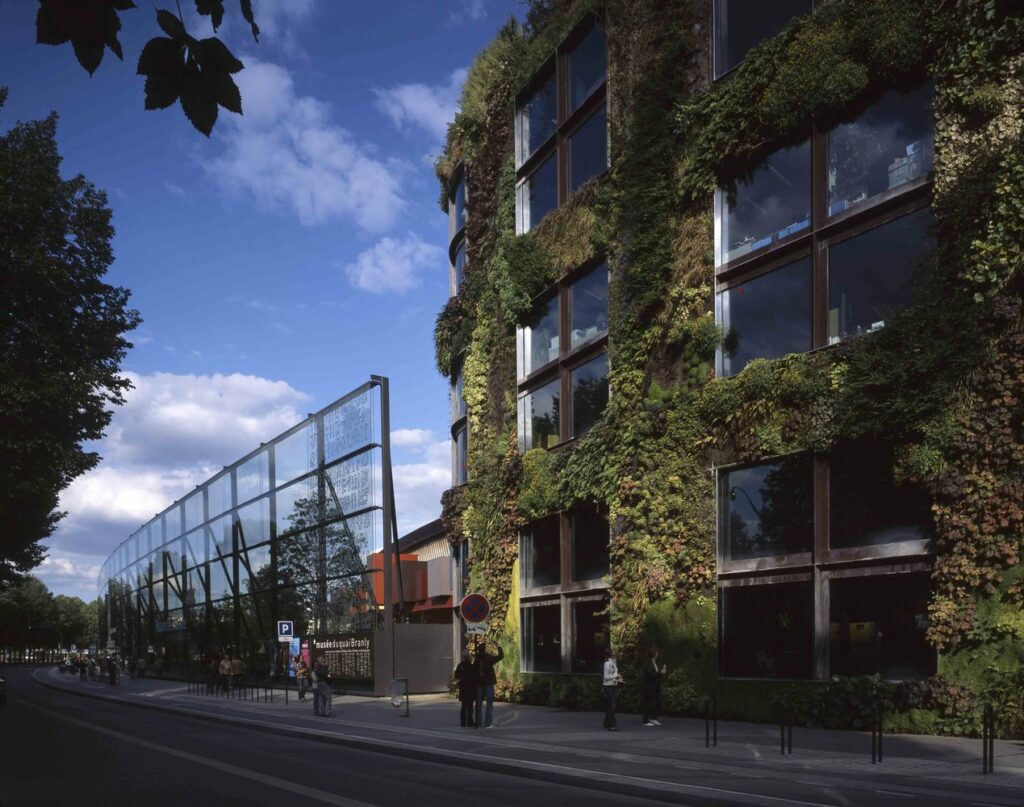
[{"left": 460, "top": 593, "right": 490, "bottom": 624}]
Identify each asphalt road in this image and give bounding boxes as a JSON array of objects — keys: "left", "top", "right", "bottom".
[{"left": 0, "top": 667, "right": 666, "bottom": 807}]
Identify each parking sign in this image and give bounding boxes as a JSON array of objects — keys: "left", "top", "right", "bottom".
[{"left": 277, "top": 620, "right": 293, "bottom": 642}]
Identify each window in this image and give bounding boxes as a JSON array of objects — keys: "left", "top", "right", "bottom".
[
  {"left": 515, "top": 17, "right": 608, "bottom": 233},
  {"left": 714, "top": 0, "right": 810, "bottom": 79},
  {"left": 448, "top": 167, "right": 468, "bottom": 296},
  {"left": 517, "top": 262, "right": 609, "bottom": 450},
  {"left": 715, "top": 84, "right": 934, "bottom": 366},
  {"left": 453, "top": 238, "right": 467, "bottom": 291},
  {"left": 717, "top": 256, "right": 812, "bottom": 376},
  {"left": 452, "top": 174, "right": 467, "bottom": 233},
  {"left": 829, "top": 573, "right": 935, "bottom": 679},
  {"left": 721, "top": 580, "right": 813, "bottom": 678},
  {"left": 522, "top": 515, "right": 560, "bottom": 589},
  {"left": 571, "top": 502, "right": 609, "bottom": 581},
  {"left": 572, "top": 598, "right": 609, "bottom": 673},
  {"left": 454, "top": 425, "right": 468, "bottom": 486},
  {"left": 522, "top": 603, "right": 561, "bottom": 672},
  {"left": 720, "top": 455, "right": 812, "bottom": 562},
  {"left": 452, "top": 371, "right": 467, "bottom": 420}
]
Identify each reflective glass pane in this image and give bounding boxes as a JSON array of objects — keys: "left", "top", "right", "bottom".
[
  {"left": 276, "top": 530, "right": 320, "bottom": 585},
  {"left": 569, "top": 103, "right": 607, "bottom": 192},
  {"left": 237, "top": 496, "right": 270, "bottom": 547},
  {"left": 569, "top": 23, "right": 606, "bottom": 111},
  {"left": 208, "top": 558, "right": 233, "bottom": 601},
  {"left": 518, "top": 378, "right": 561, "bottom": 451},
  {"left": 236, "top": 450, "right": 269, "bottom": 505},
  {"left": 571, "top": 502, "right": 609, "bottom": 581},
  {"left": 238, "top": 542, "right": 272, "bottom": 593},
  {"left": 208, "top": 514, "right": 233, "bottom": 560},
  {"left": 714, "top": 0, "right": 810, "bottom": 78},
  {"left": 827, "top": 208, "right": 934, "bottom": 343},
  {"left": 721, "top": 455, "right": 813, "bottom": 561},
  {"left": 275, "top": 423, "right": 317, "bottom": 486},
  {"left": 718, "top": 257, "right": 812, "bottom": 376},
  {"left": 828, "top": 84, "right": 933, "bottom": 217},
  {"left": 324, "top": 450, "right": 376, "bottom": 518},
  {"left": 829, "top": 439, "right": 932, "bottom": 548},
  {"left": 721, "top": 581, "right": 813, "bottom": 678},
  {"left": 455, "top": 426, "right": 468, "bottom": 486},
  {"left": 518, "top": 154, "right": 558, "bottom": 234},
  {"left": 325, "top": 511, "right": 378, "bottom": 579},
  {"left": 185, "top": 566, "right": 206, "bottom": 606},
  {"left": 572, "top": 599, "right": 609, "bottom": 673},
  {"left": 522, "top": 604, "right": 561, "bottom": 673},
  {"left": 453, "top": 372, "right": 467, "bottom": 419},
  {"left": 523, "top": 515, "right": 560, "bottom": 589},
  {"left": 518, "top": 295, "right": 559, "bottom": 378},
  {"left": 184, "top": 527, "right": 207, "bottom": 567},
  {"left": 183, "top": 491, "right": 204, "bottom": 532},
  {"left": 718, "top": 140, "right": 810, "bottom": 266},
  {"left": 276, "top": 475, "right": 319, "bottom": 536},
  {"left": 323, "top": 389, "right": 374, "bottom": 463},
  {"left": 452, "top": 174, "right": 467, "bottom": 231},
  {"left": 517, "top": 74, "right": 556, "bottom": 165},
  {"left": 453, "top": 238, "right": 466, "bottom": 290},
  {"left": 165, "top": 504, "right": 182, "bottom": 540},
  {"left": 569, "top": 264, "right": 608, "bottom": 349},
  {"left": 829, "top": 573, "right": 935, "bottom": 679},
  {"left": 207, "top": 472, "right": 232, "bottom": 518},
  {"left": 571, "top": 352, "right": 609, "bottom": 437}
]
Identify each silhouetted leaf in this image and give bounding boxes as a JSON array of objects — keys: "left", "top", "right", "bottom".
[
  {"left": 36, "top": 0, "right": 135, "bottom": 75},
  {"left": 72, "top": 38, "right": 105, "bottom": 74},
  {"left": 180, "top": 58, "right": 218, "bottom": 136},
  {"left": 138, "top": 37, "right": 185, "bottom": 109},
  {"left": 195, "top": 0, "right": 225, "bottom": 31},
  {"left": 239, "top": 0, "right": 260, "bottom": 42},
  {"left": 156, "top": 8, "right": 186, "bottom": 40},
  {"left": 195, "top": 37, "right": 243, "bottom": 73},
  {"left": 214, "top": 72, "right": 242, "bottom": 114}
]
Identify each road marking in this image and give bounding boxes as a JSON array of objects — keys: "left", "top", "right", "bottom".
[
  {"left": 875, "top": 791, "right": 916, "bottom": 798},
  {"left": 16, "top": 697, "right": 378, "bottom": 807}
]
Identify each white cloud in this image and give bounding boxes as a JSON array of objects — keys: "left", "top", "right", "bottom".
[
  {"left": 36, "top": 551, "right": 103, "bottom": 600},
  {"left": 391, "top": 428, "right": 435, "bottom": 449},
  {"left": 447, "top": 0, "right": 491, "bottom": 25},
  {"left": 391, "top": 431, "right": 451, "bottom": 536},
  {"left": 374, "top": 68, "right": 467, "bottom": 142},
  {"left": 344, "top": 233, "right": 444, "bottom": 293},
  {"left": 206, "top": 59, "right": 405, "bottom": 231}
]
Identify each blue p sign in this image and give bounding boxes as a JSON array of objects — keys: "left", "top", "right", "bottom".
[{"left": 277, "top": 620, "right": 293, "bottom": 639}]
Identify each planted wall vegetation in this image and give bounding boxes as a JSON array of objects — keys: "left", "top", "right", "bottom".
[{"left": 435, "top": 0, "right": 1024, "bottom": 738}]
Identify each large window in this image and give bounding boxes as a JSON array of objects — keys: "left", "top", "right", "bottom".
[
  {"left": 515, "top": 17, "right": 607, "bottom": 234},
  {"left": 454, "top": 425, "right": 468, "bottom": 486},
  {"left": 714, "top": 0, "right": 810, "bottom": 79},
  {"left": 520, "top": 505, "right": 610, "bottom": 675},
  {"left": 721, "top": 580, "right": 814, "bottom": 678},
  {"left": 715, "top": 84, "right": 934, "bottom": 369},
  {"left": 448, "top": 166, "right": 468, "bottom": 297},
  {"left": 517, "top": 262, "right": 609, "bottom": 451}
]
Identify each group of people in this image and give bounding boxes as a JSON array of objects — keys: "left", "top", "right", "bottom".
[
  {"left": 602, "top": 646, "right": 667, "bottom": 731},
  {"left": 293, "top": 655, "right": 333, "bottom": 716},
  {"left": 206, "top": 653, "right": 246, "bottom": 693},
  {"left": 452, "top": 640, "right": 505, "bottom": 728}
]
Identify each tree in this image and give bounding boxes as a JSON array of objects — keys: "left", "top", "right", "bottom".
[
  {"left": 0, "top": 91, "right": 140, "bottom": 583},
  {"left": 34, "top": 0, "right": 260, "bottom": 136},
  {"left": 0, "top": 577, "right": 56, "bottom": 646}
]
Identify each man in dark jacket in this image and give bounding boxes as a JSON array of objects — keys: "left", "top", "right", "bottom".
[
  {"left": 454, "top": 650, "right": 478, "bottom": 727},
  {"left": 474, "top": 640, "right": 503, "bottom": 729},
  {"left": 312, "top": 655, "right": 332, "bottom": 717}
]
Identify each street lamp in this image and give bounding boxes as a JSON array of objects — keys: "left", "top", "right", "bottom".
[{"left": 29, "top": 624, "right": 64, "bottom": 651}]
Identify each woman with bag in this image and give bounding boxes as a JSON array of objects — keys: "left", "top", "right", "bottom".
[{"left": 602, "top": 647, "right": 623, "bottom": 731}]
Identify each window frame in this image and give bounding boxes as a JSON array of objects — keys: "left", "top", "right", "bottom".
[
  {"left": 448, "top": 163, "right": 467, "bottom": 297},
  {"left": 515, "top": 15, "right": 608, "bottom": 234},
  {"left": 712, "top": 0, "right": 814, "bottom": 82}
]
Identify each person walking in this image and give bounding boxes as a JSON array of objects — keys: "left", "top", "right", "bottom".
[
  {"left": 78, "top": 656, "right": 87, "bottom": 682},
  {"left": 603, "top": 647, "right": 623, "bottom": 731},
  {"left": 641, "top": 647, "right": 667, "bottom": 727},
  {"left": 230, "top": 654, "right": 244, "bottom": 688},
  {"left": 312, "top": 655, "right": 332, "bottom": 717},
  {"left": 295, "top": 657, "right": 310, "bottom": 701},
  {"left": 474, "top": 639, "right": 503, "bottom": 729},
  {"left": 453, "top": 650, "right": 478, "bottom": 727},
  {"left": 136, "top": 657, "right": 145, "bottom": 679}
]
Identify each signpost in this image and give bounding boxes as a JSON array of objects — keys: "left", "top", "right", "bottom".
[
  {"left": 278, "top": 620, "right": 294, "bottom": 704},
  {"left": 277, "top": 620, "right": 294, "bottom": 642},
  {"left": 459, "top": 593, "right": 490, "bottom": 625}
]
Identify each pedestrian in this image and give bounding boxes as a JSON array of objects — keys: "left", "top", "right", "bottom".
[
  {"left": 295, "top": 657, "right": 310, "bottom": 701},
  {"left": 312, "top": 655, "right": 332, "bottom": 717},
  {"left": 474, "top": 639, "right": 503, "bottom": 729},
  {"left": 207, "top": 657, "right": 218, "bottom": 695},
  {"left": 453, "top": 650, "right": 478, "bottom": 727},
  {"left": 218, "top": 654, "right": 232, "bottom": 693},
  {"left": 641, "top": 647, "right": 667, "bottom": 727},
  {"left": 78, "top": 656, "right": 87, "bottom": 682},
  {"left": 603, "top": 647, "right": 623, "bottom": 731},
  {"left": 231, "top": 654, "right": 244, "bottom": 688},
  {"left": 136, "top": 656, "right": 145, "bottom": 679},
  {"left": 107, "top": 657, "right": 118, "bottom": 686}
]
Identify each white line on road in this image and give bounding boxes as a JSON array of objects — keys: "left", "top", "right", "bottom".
[
  {"left": 875, "top": 791, "right": 917, "bottom": 798},
  {"left": 16, "top": 697, "right": 378, "bottom": 807}
]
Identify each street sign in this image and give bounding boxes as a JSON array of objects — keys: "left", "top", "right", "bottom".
[
  {"left": 459, "top": 593, "right": 490, "bottom": 624},
  {"left": 70, "top": 644, "right": 77, "bottom": 652},
  {"left": 466, "top": 622, "right": 488, "bottom": 635},
  {"left": 277, "top": 620, "right": 294, "bottom": 642}
]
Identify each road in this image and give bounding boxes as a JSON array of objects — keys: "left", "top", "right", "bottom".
[{"left": 0, "top": 667, "right": 666, "bottom": 807}]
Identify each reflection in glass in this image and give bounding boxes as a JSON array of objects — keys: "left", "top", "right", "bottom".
[
  {"left": 452, "top": 174, "right": 467, "bottom": 231},
  {"left": 828, "top": 84, "right": 933, "bottom": 216},
  {"left": 454, "top": 426, "right": 468, "bottom": 486},
  {"left": 185, "top": 566, "right": 206, "bottom": 605},
  {"left": 571, "top": 353, "right": 609, "bottom": 437},
  {"left": 236, "top": 450, "right": 269, "bottom": 505},
  {"left": 238, "top": 542, "right": 271, "bottom": 591},
  {"left": 276, "top": 476, "right": 318, "bottom": 536},
  {"left": 207, "top": 472, "right": 232, "bottom": 518},
  {"left": 828, "top": 209, "right": 933, "bottom": 343},
  {"left": 718, "top": 257, "right": 812, "bottom": 376},
  {"left": 519, "top": 378, "right": 561, "bottom": 451},
  {"left": 572, "top": 599, "right": 609, "bottom": 673},
  {"left": 571, "top": 502, "right": 609, "bottom": 581},
  {"left": 208, "top": 514, "right": 233, "bottom": 560},
  {"left": 237, "top": 496, "right": 270, "bottom": 547},
  {"left": 518, "top": 153, "right": 558, "bottom": 234},
  {"left": 453, "top": 238, "right": 467, "bottom": 290},
  {"left": 453, "top": 372, "right": 467, "bottom": 419},
  {"left": 325, "top": 451, "right": 376, "bottom": 517},
  {"left": 184, "top": 491, "right": 204, "bottom": 532},
  {"left": 522, "top": 604, "right": 561, "bottom": 672},
  {"left": 570, "top": 264, "right": 609, "bottom": 349},
  {"left": 569, "top": 23, "right": 606, "bottom": 111},
  {"left": 721, "top": 455, "right": 812, "bottom": 561},
  {"left": 569, "top": 104, "right": 607, "bottom": 192},
  {"left": 208, "top": 558, "right": 233, "bottom": 601},
  {"left": 323, "top": 389, "right": 375, "bottom": 464},
  {"left": 275, "top": 424, "right": 317, "bottom": 486},
  {"left": 714, "top": 0, "right": 810, "bottom": 78},
  {"left": 517, "top": 74, "right": 556, "bottom": 165},
  {"left": 518, "top": 295, "right": 559, "bottom": 378},
  {"left": 721, "top": 581, "right": 813, "bottom": 678},
  {"left": 830, "top": 573, "right": 935, "bottom": 679},
  {"left": 523, "top": 515, "right": 560, "bottom": 588},
  {"left": 184, "top": 528, "right": 206, "bottom": 567},
  {"left": 718, "top": 140, "right": 810, "bottom": 266},
  {"left": 829, "top": 439, "right": 932, "bottom": 548}
]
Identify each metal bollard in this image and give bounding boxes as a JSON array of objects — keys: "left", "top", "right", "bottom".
[
  {"left": 705, "top": 694, "right": 718, "bottom": 748},
  {"left": 982, "top": 704, "right": 995, "bottom": 774},
  {"left": 780, "top": 713, "right": 792, "bottom": 755},
  {"left": 871, "top": 702, "right": 884, "bottom": 764}
]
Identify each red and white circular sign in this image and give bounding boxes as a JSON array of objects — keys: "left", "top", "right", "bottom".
[{"left": 459, "top": 593, "right": 490, "bottom": 624}]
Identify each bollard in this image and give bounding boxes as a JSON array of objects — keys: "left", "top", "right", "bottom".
[
  {"left": 704, "top": 694, "right": 718, "bottom": 748},
  {"left": 982, "top": 704, "right": 995, "bottom": 774},
  {"left": 871, "top": 702, "right": 884, "bottom": 764},
  {"left": 780, "top": 715, "right": 792, "bottom": 755}
]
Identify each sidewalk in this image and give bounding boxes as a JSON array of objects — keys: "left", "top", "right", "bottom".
[{"left": 35, "top": 667, "right": 1024, "bottom": 806}]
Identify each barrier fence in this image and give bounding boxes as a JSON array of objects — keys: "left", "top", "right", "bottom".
[
  {"left": 185, "top": 678, "right": 279, "bottom": 704},
  {"left": 0, "top": 649, "right": 65, "bottom": 665}
]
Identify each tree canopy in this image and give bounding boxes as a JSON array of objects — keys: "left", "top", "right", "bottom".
[
  {"left": 0, "top": 576, "right": 99, "bottom": 648},
  {"left": 0, "top": 88, "right": 139, "bottom": 583}
]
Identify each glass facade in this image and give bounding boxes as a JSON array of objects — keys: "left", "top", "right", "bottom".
[
  {"left": 97, "top": 383, "right": 387, "bottom": 678},
  {"left": 714, "top": 0, "right": 810, "bottom": 78}
]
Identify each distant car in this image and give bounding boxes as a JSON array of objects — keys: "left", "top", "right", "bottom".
[{"left": 0, "top": 676, "right": 6, "bottom": 706}]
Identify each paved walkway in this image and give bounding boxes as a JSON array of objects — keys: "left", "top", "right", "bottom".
[{"left": 34, "top": 668, "right": 1024, "bottom": 806}]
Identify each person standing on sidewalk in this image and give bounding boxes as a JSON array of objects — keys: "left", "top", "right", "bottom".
[
  {"left": 603, "top": 647, "right": 623, "bottom": 731},
  {"left": 218, "top": 654, "right": 232, "bottom": 693},
  {"left": 475, "top": 639, "right": 503, "bottom": 729},
  {"left": 641, "top": 647, "right": 667, "bottom": 727},
  {"left": 295, "top": 657, "right": 310, "bottom": 701},
  {"left": 312, "top": 655, "right": 333, "bottom": 717},
  {"left": 454, "top": 650, "right": 478, "bottom": 727}
]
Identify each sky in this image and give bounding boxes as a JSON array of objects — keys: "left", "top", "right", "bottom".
[{"left": 0, "top": 0, "right": 522, "bottom": 600}]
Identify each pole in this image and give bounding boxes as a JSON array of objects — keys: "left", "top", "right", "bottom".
[{"left": 376, "top": 375, "right": 397, "bottom": 686}]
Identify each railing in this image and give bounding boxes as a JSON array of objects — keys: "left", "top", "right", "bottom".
[
  {"left": 0, "top": 648, "right": 65, "bottom": 665},
  {"left": 185, "top": 677, "right": 277, "bottom": 703}
]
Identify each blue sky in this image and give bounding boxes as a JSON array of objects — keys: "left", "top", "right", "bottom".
[{"left": 0, "top": 0, "right": 520, "bottom": 598}]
